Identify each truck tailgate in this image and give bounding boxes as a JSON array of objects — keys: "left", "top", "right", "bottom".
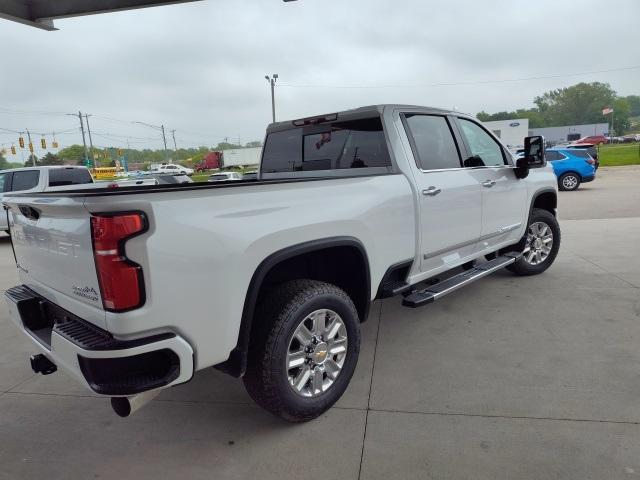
[{"left": 3, "top": 195, "right": 106, "bottom": 327}]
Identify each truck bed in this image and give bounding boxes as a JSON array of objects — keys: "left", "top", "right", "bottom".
[
  {"left": 2, "top": 172, "right": 416, "bottom": 369},
  {"left": 6, "top": 173, "right": 393, "bottom": 197}
]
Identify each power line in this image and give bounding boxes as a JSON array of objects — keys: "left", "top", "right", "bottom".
[
  {"left": 92, "top": 131, "right": 161, "bottom": 141},
  {"left": 0, "top": 126, "right": 78, "bottom": 136},
  {"left": 92, "top": 133, "right": 160, "bottom": 144},
  {"left": 277, "top": 65, "right": 640, "bottom": 90},
  {"left": 0, "top": 107, "right": 68, "bottom": 116}
]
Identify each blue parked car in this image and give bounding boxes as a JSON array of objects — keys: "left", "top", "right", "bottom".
[{"left": 545, "top": 148, "right": 596, "bottom": 191}]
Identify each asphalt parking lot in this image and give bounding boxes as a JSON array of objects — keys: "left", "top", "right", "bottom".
[{"left": 1, "top": 166, "right": 639, "bottom": 480}]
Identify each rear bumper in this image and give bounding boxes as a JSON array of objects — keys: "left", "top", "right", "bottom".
[
  {"left": 582, "top": 175, "right": 596, "bottom": 183},
  {"left": 5, "top": 285, "right": 194, "bottom": 396}
]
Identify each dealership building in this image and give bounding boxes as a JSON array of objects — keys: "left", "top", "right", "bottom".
[
  {"left": 482, "top": 119, "right": 530, "bottom": 148},
  {"left": 529, "top": 123, "right": 609, "bottom": 144},
  {"left": 482, "top": 118, "right": 610, "bottom": 147}
]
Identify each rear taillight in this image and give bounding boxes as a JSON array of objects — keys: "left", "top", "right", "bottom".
[
  {"left": 90, "top": 213, "right": 147, "bottom": 312},
  {"left": 585, "top": 158, "right": 595, "bottom": 165}
]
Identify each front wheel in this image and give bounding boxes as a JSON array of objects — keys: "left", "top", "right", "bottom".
[
  {"left": 558, "top": 172, "right": 581, "bottom": 191},
  {"left": 507, "top": 208, "right": 561, "bottom": 276},
  {"left": 243, "top": 279, "right": 361, "bottom": 422}
]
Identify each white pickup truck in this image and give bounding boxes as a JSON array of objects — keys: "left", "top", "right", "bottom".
[
  {"left": 0, "top": 166, "right": 156, "bottom": 232},
  {"left": 3, "top": 105, "right": 560, "bottom": 422}
]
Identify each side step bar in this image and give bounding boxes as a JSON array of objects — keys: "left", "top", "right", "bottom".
[{"left": 402, "top": 253, "right": 522, "bottom": 308}]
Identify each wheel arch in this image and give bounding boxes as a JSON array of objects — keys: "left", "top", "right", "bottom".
[
  {"left": 216, "top": 236, "right": 371, "bottom": 377},
  {"left": 530, "top": 188, "right": 557, "bottom": 217}
]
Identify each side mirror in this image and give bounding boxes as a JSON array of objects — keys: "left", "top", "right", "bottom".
[
  {"left": 514, "top": 136, "right": 545, "bottom": 179},
  {"left": 524, "top": 135, "right": 546, "bottom": 167},
  {"left": 463, "top": 155, "right": 485, "bottom": 168}
]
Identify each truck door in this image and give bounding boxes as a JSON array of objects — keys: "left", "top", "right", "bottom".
[
  {"left": 454, "top": 117, "right": 528, "bottom": 251},
  {"left": 402, "top": 114, "right": 482, "bottom": 274}
]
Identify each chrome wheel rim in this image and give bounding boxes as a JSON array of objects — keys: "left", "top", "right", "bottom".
[
  {"left": 286, "top": 309, "right": 348, "bottom": 397},
  {"left": 524, "top": 221, "right": 553, "bottom": 265},
  {"left": 562, "top": 175, "right": 578, "bottom": 189}
]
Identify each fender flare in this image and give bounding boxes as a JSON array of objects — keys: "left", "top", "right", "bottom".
[
  {"left": 529, "top": 187, "right": 557, "bottom": 218},
  {"left": 215, "top": 236, "right": 371, "bottom": 377}
]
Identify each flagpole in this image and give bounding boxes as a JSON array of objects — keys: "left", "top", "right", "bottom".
[{"left": 611, "top": 111, "right": 614, "bottom": 137}]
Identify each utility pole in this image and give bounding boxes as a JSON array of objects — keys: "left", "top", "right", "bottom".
[
  {"left": 265, "top": 74, "right": 278, "bottom": 123},
  {"left": 67, "top": 111, "right": 89, "bottom": 166},
  {"left": 84, "top": 114, "right": 95, "bottom": 167},
  {"left": 18, "top": 131, "right": 25, "bottom": 163},
  {"left": 25, "top": 128, "right": 35, "bottom": 166},
  {"left": 170, "top": 129, "right": 178, "bottom": 152},
  {"left": 133, "top": 120, "right": 168, "bottom": 161},
  {"left": 160, "top": 124, "right": 168, "bottom": 160}
]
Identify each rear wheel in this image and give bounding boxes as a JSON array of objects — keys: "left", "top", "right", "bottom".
[
  {"left": 507, "top": 208, "right": 560, "bottom": 276},
  {"left": 558, "top": 172, "right": 581, "bottom": 191},
  {"left": 243, "top": 279, "right": 361, "bottom": 422}
]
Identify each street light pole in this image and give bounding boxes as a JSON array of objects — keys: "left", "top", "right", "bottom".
[{"left": 265, "top": 74, "right": 278, "bottom": 123}]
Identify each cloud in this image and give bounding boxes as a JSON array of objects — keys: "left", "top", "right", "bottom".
[{"left": 0, "top": 0, "right": 638, "bottom": 151}]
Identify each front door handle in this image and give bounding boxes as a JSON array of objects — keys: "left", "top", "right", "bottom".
[
  {"left": 422, "top": 186, "right": 442, "bottom": 196},
  {"left": 482, "top": 180, "right": 496, "bottom": 188}
]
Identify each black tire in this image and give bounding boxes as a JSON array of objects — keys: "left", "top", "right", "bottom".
[
  {"left": 558, "top": 172, "right": 581, "bottom": 191},
  {"left": 243, "top": 279, "right": 361, "bottom": 422},
  {"left": 507, "top": 208, "right": 561, "bottom": 276}
]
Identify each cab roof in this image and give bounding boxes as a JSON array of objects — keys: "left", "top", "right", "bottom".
[{"left": 266, "top": 104, "right": 469, "bottom": 133}]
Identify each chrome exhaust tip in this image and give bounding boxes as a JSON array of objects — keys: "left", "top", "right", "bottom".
[{"left": 111, "top": 389, "right": 161, "bottom": 417}]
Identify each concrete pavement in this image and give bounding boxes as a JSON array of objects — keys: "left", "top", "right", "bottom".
[{"left": 1, "top": 168, "right": 639, "bottom": 479}]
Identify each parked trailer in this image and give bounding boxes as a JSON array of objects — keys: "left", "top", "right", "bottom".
[{"left": 221, "top": 147, "right": 262, "bottom": 168}]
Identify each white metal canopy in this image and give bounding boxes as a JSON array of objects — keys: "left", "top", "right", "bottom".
[{"left": 0, "top": 0, "right": 202, "bottom": 31}]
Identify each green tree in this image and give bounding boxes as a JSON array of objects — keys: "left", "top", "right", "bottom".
[
  {"left": 534, "top": 82, "right": 617, "bottom": 126},
  {"left": 0, "top": 151, "right": 9, "bottom": 169},
  {"left": 476, "top": 108, "right": 544, "bottom": 128},
  {"left": 624, "top": 95, "right": 640, "bottom": 117},
  {"left": 612, "top": 98, "right": 631, "bottom": 135},
  {"left": 244, "top": 140, "right": 263, "bottom": 148},
  {"left": 37, "top": 152, "right": 63, "bottom": 166},
  {"left": 58, "top": 144, "right": 88, "bottom": 165},
  {"left": 23, "top": 154, "right": 39, "bottom": 166}
]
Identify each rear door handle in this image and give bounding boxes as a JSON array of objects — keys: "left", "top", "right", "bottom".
[
  {"left": 422, "top": 186, "right": 441, "bottom": 196},
  {"left": 482, "top": 180, "right": 496, "bottom": 188}
]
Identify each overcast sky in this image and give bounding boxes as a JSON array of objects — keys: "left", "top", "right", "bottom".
[{"left": 1, "top": 0, "right": 639, "bottom": 153}]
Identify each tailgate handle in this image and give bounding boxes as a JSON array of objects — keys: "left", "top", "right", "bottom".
[{"left": 19, "top": 205, "right": 40, "bottom": 221}]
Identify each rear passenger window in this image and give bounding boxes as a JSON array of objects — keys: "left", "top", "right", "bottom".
[
  {"left": 11, "top": 171, "right": 39, "bottom": 191},
  {"left": 261, "top": 117, "right": 392, "bottom": 173},
  {"left": 0, "top": 173, "right": 6, "bottom": 192},
  {"left": 404, "top": 115, "right": 461, "bottom": 170}
]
